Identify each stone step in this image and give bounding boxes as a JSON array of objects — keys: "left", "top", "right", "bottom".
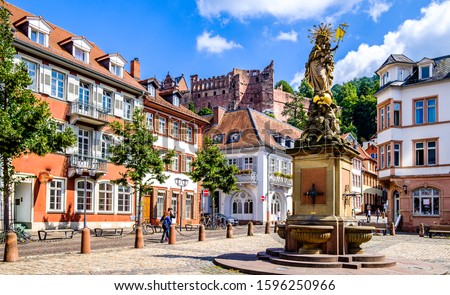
[
  {"left": 265, "top": 247, "right": 284, "bottom": 257},
  {"left": 279, "top": 252, "right": 339, "bottom": 262},
  {"left": 339, "top": 254, "right": 386, "bottom": 263},
  {"left": 269, "top": 257, "right": 343, "bottom": 268}
]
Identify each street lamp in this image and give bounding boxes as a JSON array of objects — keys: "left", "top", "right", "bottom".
[{"left": 174, "top": 177, "right": 188, "bottom": 231}]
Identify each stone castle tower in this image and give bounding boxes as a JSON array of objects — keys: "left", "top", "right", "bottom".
[{"left": 185, "top": 61, "right": 294, "bottom": 121}]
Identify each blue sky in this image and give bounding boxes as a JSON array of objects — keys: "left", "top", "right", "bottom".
[{"left": 7, "top": 0, "right": 450, "bottom": 90}]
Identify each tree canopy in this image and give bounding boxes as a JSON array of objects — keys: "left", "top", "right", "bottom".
[
  {"left": 0, "top": 4, "right": 76, "bottom": 232},
  {"left": 197, "top": 107, "right": 213, "bottom": 116},
  {"left": 275, "top": 80, "right": 295, "bottom": 94}
]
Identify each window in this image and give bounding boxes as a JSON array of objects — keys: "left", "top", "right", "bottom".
[
  {"left": 172, "top": 155, "right": 179, "bottom": 171},
  {"left": 172, "top": 122, "right": 179, "bottom": 138},
  {"left": 398, "top": 68, "right": 403, "bottom": 81},
  {"left": 51, "top": 70, "right": 65, "bottom": 99},
  {"left": 98, "top": 182, "right": 113, "bottom": 212},
  {"left": 23, "top": 60, "right": 37, "bottom": 91},
  {"left": 148, "top": 84, "right": 156, "bottom": 97},
  {"left": 420, "top": 65, "right": 431, "bottom": 79},
  {"left": 101, "top": 134, "right": 113, "bottom": 160},
  {"left": 156, "top": 191, "right": 165, "bottom": 218},
  {"left": 232, "top": 191, "right": 253, "bottom": 214},
  {"left": 382, "top": 72, "right": 389, "bottom": 85},
  {"left": 387, "top": 145, "right": 391, "bottom": 167},
  {"left": 394, "top": 143, "right": 400, "bottom": 167},
  {"left": 123, "top": 99, "right": 132, "bottom": 120},
  {"left": 159, "top": 117, "right": 166, "bottom": 134},
  {"left": 76, "top": 179, "right": 94, "bottom": 212},
  {"left": 74, "top": 47, "right": 87, "bottom": 62},
  {"left": 269, "top": 158, "right": 275, "bottom": 173},
  {"left": 118, "top": 185, "right": 132, "bottom": 213},
  {"left": 380, "top": 146, "right": 385, "bottom": 169},
  {"left": 102, "top": 91, "right": 112, "bottom": 114},
  {"left": 171, "top": 192, "right": 178, "bottom": 217},
  {"left": 48, "top": 179, "right": 65, "bottom": 212},
  {"left": 244, "top": 157, "right": 253, "bottom": 171},
  {"left": 186, "top": 156, "right": 193, "bottom": 173},
  {"left": 186, "top": 126, "right": 193, "bottom": 142},
  {"left": 386, "top": 105, "right": 391, "bottom": 127},
  {"left": 173, "top": 96, "right": 180, "bottom": 107},
  {"left": 413, "top": 188, "right": 439, "bottom": 215},
  {"left": 228, "top": 158, "right": 238, "bottom": 167},
  {"left": 78, "top": 129, "right": 90, "bottom": 159},
  {"left": 30, "top": 29, "right": 46, "bottom": 46},
  {"left": 415, "top": 140, "right": 437, "bottom": 166},
  {"left": 380, "top": 108, "right": 385, "bottom": 130},
  {"left": 146, "top": 113, "right": 153, "bottom": 130},
  {"left": 185, "top": 194, "right": 192, "bottom": 219},
  {"left": 78, "top": 82, "right": 90, "bottom": 113},
  {"left": 111, "top": 63, "right": 122, "bottom": 77},
  {"left": 415, "top": 98, "right": 436, "bottom": 124},
  {"left": 393, "top": 103, "right": 401, "bottom": 126}
]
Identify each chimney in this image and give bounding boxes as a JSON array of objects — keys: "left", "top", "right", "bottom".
[
  {"left": 130, "top": 58, "right": 140, "bottom": 80},
  {"left": 213, "top": 106, "right": 226, "bottom": 125}
]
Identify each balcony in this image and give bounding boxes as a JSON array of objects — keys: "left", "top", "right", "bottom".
[
  {"left": 235, "top": 172, "right": 257, "bottom": 185},
  {"left": 269, "top": 173, "right": 293, "bottom": 187},
  {"left": 68, "top": 154, "right": 107, "bottom": 178},
  {"left": 68, "top": 102, "right": 108, "bottom": 126}
]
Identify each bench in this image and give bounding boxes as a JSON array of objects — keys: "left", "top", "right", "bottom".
[
  {"left": 94, "top": 228, "right": 124, "bottom": 237},
  {"left": 428, "top": 225, "right": 450, "bottom": 238},
  {"left": 358, "top": 222, "right": 388, "bottom": 236},
  {"left": 38, "top": 229, "right": 74, "bottom": 241},
  {"left": 185, "top": 224, "right": 201, "bottom": 231}
]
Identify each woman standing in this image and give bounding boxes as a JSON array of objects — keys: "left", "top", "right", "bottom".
[{"left": 160, "top": 211, "right": 172, "bottom": 243}]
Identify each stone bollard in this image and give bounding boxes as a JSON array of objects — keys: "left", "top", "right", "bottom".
[
  {"left": 419, "top": 223, "right": 425, "bottom": 237},
  {"left": 3, "top": 232, "right": 19, "bottom": 262},
  {"left": 265, "top": 222, "right": 271, "bottom": 234},
  {"left": 274, "top": 221, "right": 278, "bottom": 233},
  {"left": 226, "top": 223, "right": 233, "bottom": 238},
  {"left": 169, "top": 224, "right": 176, "bottom": 244},
  {"left": 199, "top": 224, "right": 205, "bottom": 241},
  {"left": 81, "top": 227, "right": 91, "bottom": 253},
  {"left": 247, "top": 222, "right": 254, "bottom": 236},
  {"left": 389, "top": 222, "right": 395, "bottom": 236}
]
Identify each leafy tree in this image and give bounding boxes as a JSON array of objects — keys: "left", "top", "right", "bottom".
[
  {"left": 297, "top": 78, "right": 314, "bottom": 98},
  {"left": 189, "top": 137, "right": 239, "bottom": 219},
  {"left": 197, "top": 107, "right": 213, "bottom": 116},
  {"left": 0, "top": 4, "right": 76, "bottom": 235},
  {"left": 282, "top": 94, "right": 308, "bottom": 130},
  {"left": 109, "top": 108, "right": 174, "bottom": 246},
  {"left": 188, "top": 101, "right": 196, "bottom": 113},
  {"left": 275, "top": 80, "right": 294, "bottom": 94},
  {"left": 352, "top": 95, "right": 377, "bottom": 142}
]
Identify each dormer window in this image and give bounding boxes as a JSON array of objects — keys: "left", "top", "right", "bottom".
[
  {"left": 74, "top": 47, "right": 87, "bottom": 62},
  {"left": 148, "top": 84, "right": 156, "bottom": 97},
  {"left": 21, "top": 16, "right": 52, "bottom": 47},
  {"left": 111, "top": 63, "right": 122, "bottom": 77},
  {"left": 173, "top": 95, "right": 180, "bottom": 107},
  {"left": 419, "top": 65, "right": 431, "bottom": 80},
  {"left": 96, "top": 53, "right": 126, "bottom": 78},
  {"left": 59, "top": 36, "right": 92, "bottom": 64},
  {"left": 30, "top": 29, "right": 46, "bottom": 45},
  {"left": 382, "top": 72, "right": 389, "bottom": 85}
]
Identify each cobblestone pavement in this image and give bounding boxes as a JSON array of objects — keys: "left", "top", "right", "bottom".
[{"left": 0, "top": 225, "right": 449, "bottom": 275}]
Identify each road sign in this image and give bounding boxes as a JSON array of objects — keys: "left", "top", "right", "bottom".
[
  {"left": 203, "top": 189, "right": 210, "bottom": 197},
  {"left": 261, "top": 195, "right": 265, "bottom": 202}
]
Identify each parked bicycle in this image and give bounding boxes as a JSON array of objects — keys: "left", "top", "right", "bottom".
[
  {"left": 0, "top": 224, "right": 32, "bottom": 244},
  {"left": 201, "top": 214, "right": 226, "bottom": 230},
  {"left": 132, "top": 219, "right": 155, "bottom": 235}
]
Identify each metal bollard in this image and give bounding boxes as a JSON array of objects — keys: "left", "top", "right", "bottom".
[
  {"left": 274, "top": 221, "right": 278, "bottom": 233},
  {"left": 199, "top": 224, "right": 205, "bottom": 241},
  {"left": 247, "top": 222, "right": 254, "bottom": 236},
  {"left": 265, "top": 222, "right": 271, "bottom": 234},
  {"left": 169, "top": 224, "right": 176, "bottom": 244},
  {"left": 226, "top": 223, "right": 233, "bottom": 238}
]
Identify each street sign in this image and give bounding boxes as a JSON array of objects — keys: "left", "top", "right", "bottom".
[
  {"left": 261, "top": 195, "right": 265, "bottom": 202},
  {"left": 203, "top": 189, "right": 210, "bottom": 197}
]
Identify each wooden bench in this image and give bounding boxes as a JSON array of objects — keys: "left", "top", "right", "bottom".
[
  {"left": 185, "top": 224, "right": 201, "bottom": 231},
  {"left": 94, "top": 228, "right": 124, "bottom": 237},
  {"left": 428, "top": 225, "right": 450, "bottom": 238},
  {"left": 38, "top": 229, "right": 75, "bottom": 241},
  {"left": 358, "top": 222, "right": 388, "bottom": 235}
]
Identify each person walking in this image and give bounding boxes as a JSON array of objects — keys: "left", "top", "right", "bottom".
[
  {"left": 160, "top": 211, "right": 171, "bottom": 243},
  {"left": 376, "top": 208, "right": 381, "bottom": 222},
  {"left": 277, "top": 210, "right": 281, "bottom": 222},
  {"left": 366, "top": 209, "right": 371, "bottom": 222}
]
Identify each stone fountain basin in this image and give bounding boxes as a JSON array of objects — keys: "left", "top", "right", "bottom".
[
  {"left": 276, "top": 224, "right": 286, "bottom": 239},
  {"left": 289, "top": 225, "right": 334, "bottom": 244}
]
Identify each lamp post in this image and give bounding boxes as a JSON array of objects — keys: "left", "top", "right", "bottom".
[{"left": 174, "top": 177, "right": 188, "bottom": 231}]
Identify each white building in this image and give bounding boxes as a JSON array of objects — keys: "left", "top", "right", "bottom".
[
  {"left": 202, "top": 107, "right": 302, "bottom": 224},
  {"left": 375, "top": 54, "right": 450, "bottom": 231}
]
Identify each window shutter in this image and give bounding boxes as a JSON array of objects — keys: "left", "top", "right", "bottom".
[
  {"left": 168, "top": 118, "right": 173, "bottom": 137},
  {"left": 252, "top": 157, "right": 257, "bottom": 173},
  {"left": 181, "top": 122, "right": 186, "bottom": 141},
  {"left": 154, "top": 114, "right": 160, "bottom": 132},
  {"left": 40, "top": 64, "right": 52, "bottom": 95},
  {"left": 93, "top": 131, "right": 102, "bottom": 159},
  {"left": 67, "top": 74, "right": 79, "bottom": 102},
  {"left": 181, "top": 154, "right": 186, "bottom": 173},
  {"left": 94, "top": 85, "right": 103, "bottom": 110},
  {"left": 65, "top": 124, "right": 79, "bottom": 155},
  {"left": 194, "top": 125, "right": 198, "bottom": 144},
  {"left": 237, "top": 158, "right": 243, "bottom": 170},
  {"left": 114, "top": 92, "right": 124, "bottom": 118}
]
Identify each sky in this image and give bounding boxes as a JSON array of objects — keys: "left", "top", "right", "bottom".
[{"left": 7, "top": 0, "right": 450, "bottom": 90}]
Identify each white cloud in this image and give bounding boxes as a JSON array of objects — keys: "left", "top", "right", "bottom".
[
  {"left": 290, "top": 71, "right": 305, "bottom": 91},
  {"left": 196, "top": 0, "right": 362, "bottom": 22},
  {"left": 276, "top": 30, "right": 298, "bottom": 42},
  {"left": 367, "top": 0, "right": 392, "bottom": 22},
  {"left": 196, "top": 31, "right": 242, "bottom": 54},
  {"left": 334, "top": 0, "right": 450, "bottom": 84}
]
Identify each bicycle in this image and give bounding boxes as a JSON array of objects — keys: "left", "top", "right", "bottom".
[
  {"left": 202, "top": 214, "right": 226, "bottom": 230},
  {"left": 132, "top": 220, "right": 155, "bottom": 235},
  {"left": 0, "top": 224, "right": 32, "bottom": 244}
]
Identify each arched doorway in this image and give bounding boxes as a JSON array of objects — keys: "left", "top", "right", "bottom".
[
  {"left": 232, "top": 191, "right": 253, "bottom": 221},
  {"left": 270, "top": 193, "right": 281, "bottom": 222}
]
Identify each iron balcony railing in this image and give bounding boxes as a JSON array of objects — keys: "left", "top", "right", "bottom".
[
  {"left": 69, "top": 102, "right": 108, "bottom": 123},
  {"left": 269, "top": 174, "right": 293, "bottom": 187},
  {"left": 69, "top": 154, "right": 107, "bottom": 172},
  {"left": 235, "top": 172, "right": 257, "bottom": 184}
]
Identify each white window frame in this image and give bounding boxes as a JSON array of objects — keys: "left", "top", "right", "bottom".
[
  {"left": 186, "top": 126, "right": 193, "bottom": 142},
  {"left": 30, "top": 28, "right": 47, "bottom": 46},
  {"left": 123, "top": 98, "right": 132, "bottom": 120},
  {"left": 98, "top": 182, "right": 114, "bottom": 213},
  {"left": 156, "top": 191, "right": 165, "bottom": 218},
  {"left": 23, "top": 59, "right": 38, "bottom": 91},
  {"left": 75, "top": 179, "right": 95, "bottom": 213},
  {"left": 117, "top": 185, "right": 132, "bottom": 214},
  {"left": 172, "top": 121, "right": 179, "bottom": 138},
  {"left": 47, "top": 178, "right": 66, "bottom": 213},
  {"left": 51, "top": 70, "right": 65, "bottom": 99},
  {"left": 413, "top": 188, "right": 439, "bottom": 216},
  {"left": 146, "top": 113, "right": 153, "bottom": 130},
  {"left": 185, "top": 193, "right": 193, "bottom": 219},
  {"left": 110, "top": 62, "right": 123, "bottom": 78},
  {"left": 159, "top": 117, "right": 167, "bottom": 134},
  {"left": 102, "top": 90, "right": 113, "bottom": 114},
  {"left": 186, "top": 156, "right": 193, "bottom": 173}
]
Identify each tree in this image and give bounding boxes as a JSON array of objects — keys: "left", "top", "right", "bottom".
[
  {"left": 297, "top": 78, "right": 314, "bottom": 98},
  {"left": 281, "top": 94, "right": 308, "bottom": 130},
  {"left": 189, "top": 137, "right": 239, "bottom": 219},
  {"left": 197, "top": 107, "right": 213, "bottom": 116},
  {"left": 0, "top": 5, "right": 77, "bottom": 230},
  {"left": 108, "top": 108, "right": 174, "bottom": 247},
  {"left": 275, "top": 80, "right": 294, "bottom": 94},
  {"left": 188, "top": 101, "right": 196, "bottom": 113},
  {"left": 1, "top": 4, "right": 76, "bottom": 260}
]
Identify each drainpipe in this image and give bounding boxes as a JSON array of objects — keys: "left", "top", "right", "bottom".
[{"left": 266, "top": 146, "right": 275, "bottom": 223}]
